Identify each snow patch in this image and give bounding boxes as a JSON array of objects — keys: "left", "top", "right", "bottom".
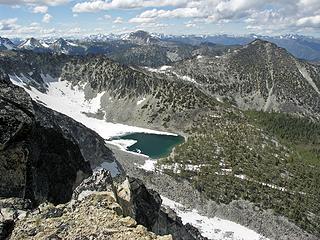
[
  {"left": 145, "top": 65, "right": 172, "bottom": 73},
  {"left": 10, "top": 76, "right": 177, "bottom": 140},
  {"left": 109, "top": 139, "right": 137, "bottom": 150},
  {"left": 172, "top": 72, "right": 199, "bottom": 85},
  {"left": 67, "top": 41, "right": 78, "bottom": 47},
  {"left": 137, "top": 97, "right": 146, "bottom": 105},
  {"left": 216, "top": 97, "right": 224, "bottom": 103},
  {"left": 161, "top": 196, "right": 268, "bottom": 240},
  {"left": 296, "top": 62, "right": 320, "bottom": 95},
  {"left": 159, "top": 65, "right": 172, "bottom": 71},
  {"left": 139, "top": 159, "right": 157, "bottom": 172}
]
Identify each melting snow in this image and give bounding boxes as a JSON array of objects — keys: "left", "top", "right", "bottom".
[
  {"left": 10, "top": 75, "right": 177, "bottom": 139},
  {"left": 172, "top": 72, "right": 199, "bottom": 85},
  {"left": 139, "top": 159, "right": 157, "bottom": 172},
  {"left": 107, "top": 139, "right": 150, "bottom": 158},
  {"left": 145, "top": 65, "right": 172, "bottom": 73},
  {"left": 296, "top": 62, "right": 320, "bottom": 95},
  {"left": 67, "top": 41, "right": 79, "bottom": 47},
  {"left": 159, "top": 65, "right": 172, "bottom": 71},
  {"left": 137, "top": 97, "right": 146, "bottom": 105},
  {"left": 161, "top": 196, "right": 268, "bottom": 240}
]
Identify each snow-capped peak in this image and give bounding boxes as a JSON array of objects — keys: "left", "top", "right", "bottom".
[
  {"left": 18, "top": 38, "right": 44, "bottom": 49},
  {"left": 0, "top": 36, "right": 16, "bottom": 50}
]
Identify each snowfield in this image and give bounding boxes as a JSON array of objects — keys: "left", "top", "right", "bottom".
[
  {"left": 161, "top": 196, "right": 269, "bottom": 240},
  {"left": 10, "top": 74, "right": 177, "bottom": 140}
]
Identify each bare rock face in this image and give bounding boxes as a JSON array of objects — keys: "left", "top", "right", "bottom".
[
  {"left": 128, "top": 177, "right": 163, "bottom": 230},
  {"left": 0, "top": 72, "right": 92, "bottom": 205},
  {"left": 0, "top": 220, "right": 15, "bottom": 240},
  {"left": 33, "top": 103, "right": 124, "bottom": 177}
]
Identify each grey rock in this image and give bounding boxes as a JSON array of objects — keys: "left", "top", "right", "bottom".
[{"left": 72, "top": 169, "right": 117, "bottom": 200}]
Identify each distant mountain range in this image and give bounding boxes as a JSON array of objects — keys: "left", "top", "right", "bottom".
[{"left": 1, "top": 31, "right": 320, "bottom": 64}]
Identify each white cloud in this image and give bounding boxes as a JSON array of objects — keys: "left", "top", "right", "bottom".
[
  {"left": 33, "top": 5, "right": 48, "bottom": 13},
  {"left": 0, "top": 20, "right": 55, "bottom": 37},
  {"left": 113, "top": 17, "right": 123, "bottom": 24},
  {"left": 104, "top": 14, "right": 112, "bottom": 19},
  {"left": 0, "top": 18, "right": 18, "bottom": 31},
  {"left": 122, "top": 0, "right": 320, "bottom": 34},
  {"left": 72, "top": 0, "right": 188, "bottom": 13},
  {"left": 129, "top": 17, "right": 154, "bottom": 23},
  {"left": 185, "top": 22, "right": 196, "bottom": 28},
  {"left": 0, "top": 0, "right": 69, "bottom": 6},
  {"left": 133, "top": 22, "right": 169, "bottom": 32},
  {"left": 42, "top": 13, "right": 52, "bottom": 23},
  {"left": 297, "top": 15, "right": 320, "bottom": 27},
  {"left": 2, "top": 0, "right": 320, "bottom": 36}
]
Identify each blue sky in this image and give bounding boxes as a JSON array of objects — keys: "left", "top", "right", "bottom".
[{"left": 0, "top": 0, "right": 320, "bottom": 38}]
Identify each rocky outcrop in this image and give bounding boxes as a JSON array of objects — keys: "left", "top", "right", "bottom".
[
  {"left": 72, "top": 169, "right": 207, "bottom": 240},
  {"left": 10, "top": 192, "right": 172, "bottom": 240},
  {"left": 72, "top": 169, "right": 117, "bottom": 201},
  {"left": 129, "top": 177, "right": 162, "bottom": 230},
  {"left": 0, "top": 72, "right": 92, "bottom": 205}
]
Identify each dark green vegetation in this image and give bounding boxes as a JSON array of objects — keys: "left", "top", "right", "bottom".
[
  {"left": 247, "top": 111, "right": 320, "bottom": 165},
  {"left": 159, "top": 110, "right": 320, "bottom": 235},
  {"left": 112, "top": 133, "right": 184, "bottom": 159}
]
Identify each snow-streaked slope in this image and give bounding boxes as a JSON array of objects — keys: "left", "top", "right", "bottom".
[
  {"left": 18, "top": 38, "right": 44, "bottom": 50},
  {"left": 9, "top": 74, "right": 176, "bottom": 139},
  {"left": 0, "top": 37, "right": 15, "bottom": 50},
  {"left": 161, "top": 196, "right": 269, "bottom": 240}
]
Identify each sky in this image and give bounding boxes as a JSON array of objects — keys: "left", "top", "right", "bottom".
[{"left": 0, "top": 0, "right": 320, "bottom": 38}]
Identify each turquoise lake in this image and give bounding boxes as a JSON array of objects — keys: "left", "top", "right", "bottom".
[{"left": 113, "top": 133, "right": 184, "bottom": 159}]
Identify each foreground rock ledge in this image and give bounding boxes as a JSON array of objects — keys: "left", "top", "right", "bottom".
[{"left": 10, "top": 192, "right": 172, "bottom": 240}]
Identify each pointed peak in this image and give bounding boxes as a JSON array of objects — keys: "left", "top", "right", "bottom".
[
  {"left": 249, "top": 38, "right": 269, "bottom": 45},
  {"left": 246, "top": 38, "right": 280, "bottom": 50}
]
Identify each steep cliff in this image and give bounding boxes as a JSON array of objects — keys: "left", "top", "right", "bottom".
[{"left": 0, "top": 71, "right": 92, "bottom": 205}]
